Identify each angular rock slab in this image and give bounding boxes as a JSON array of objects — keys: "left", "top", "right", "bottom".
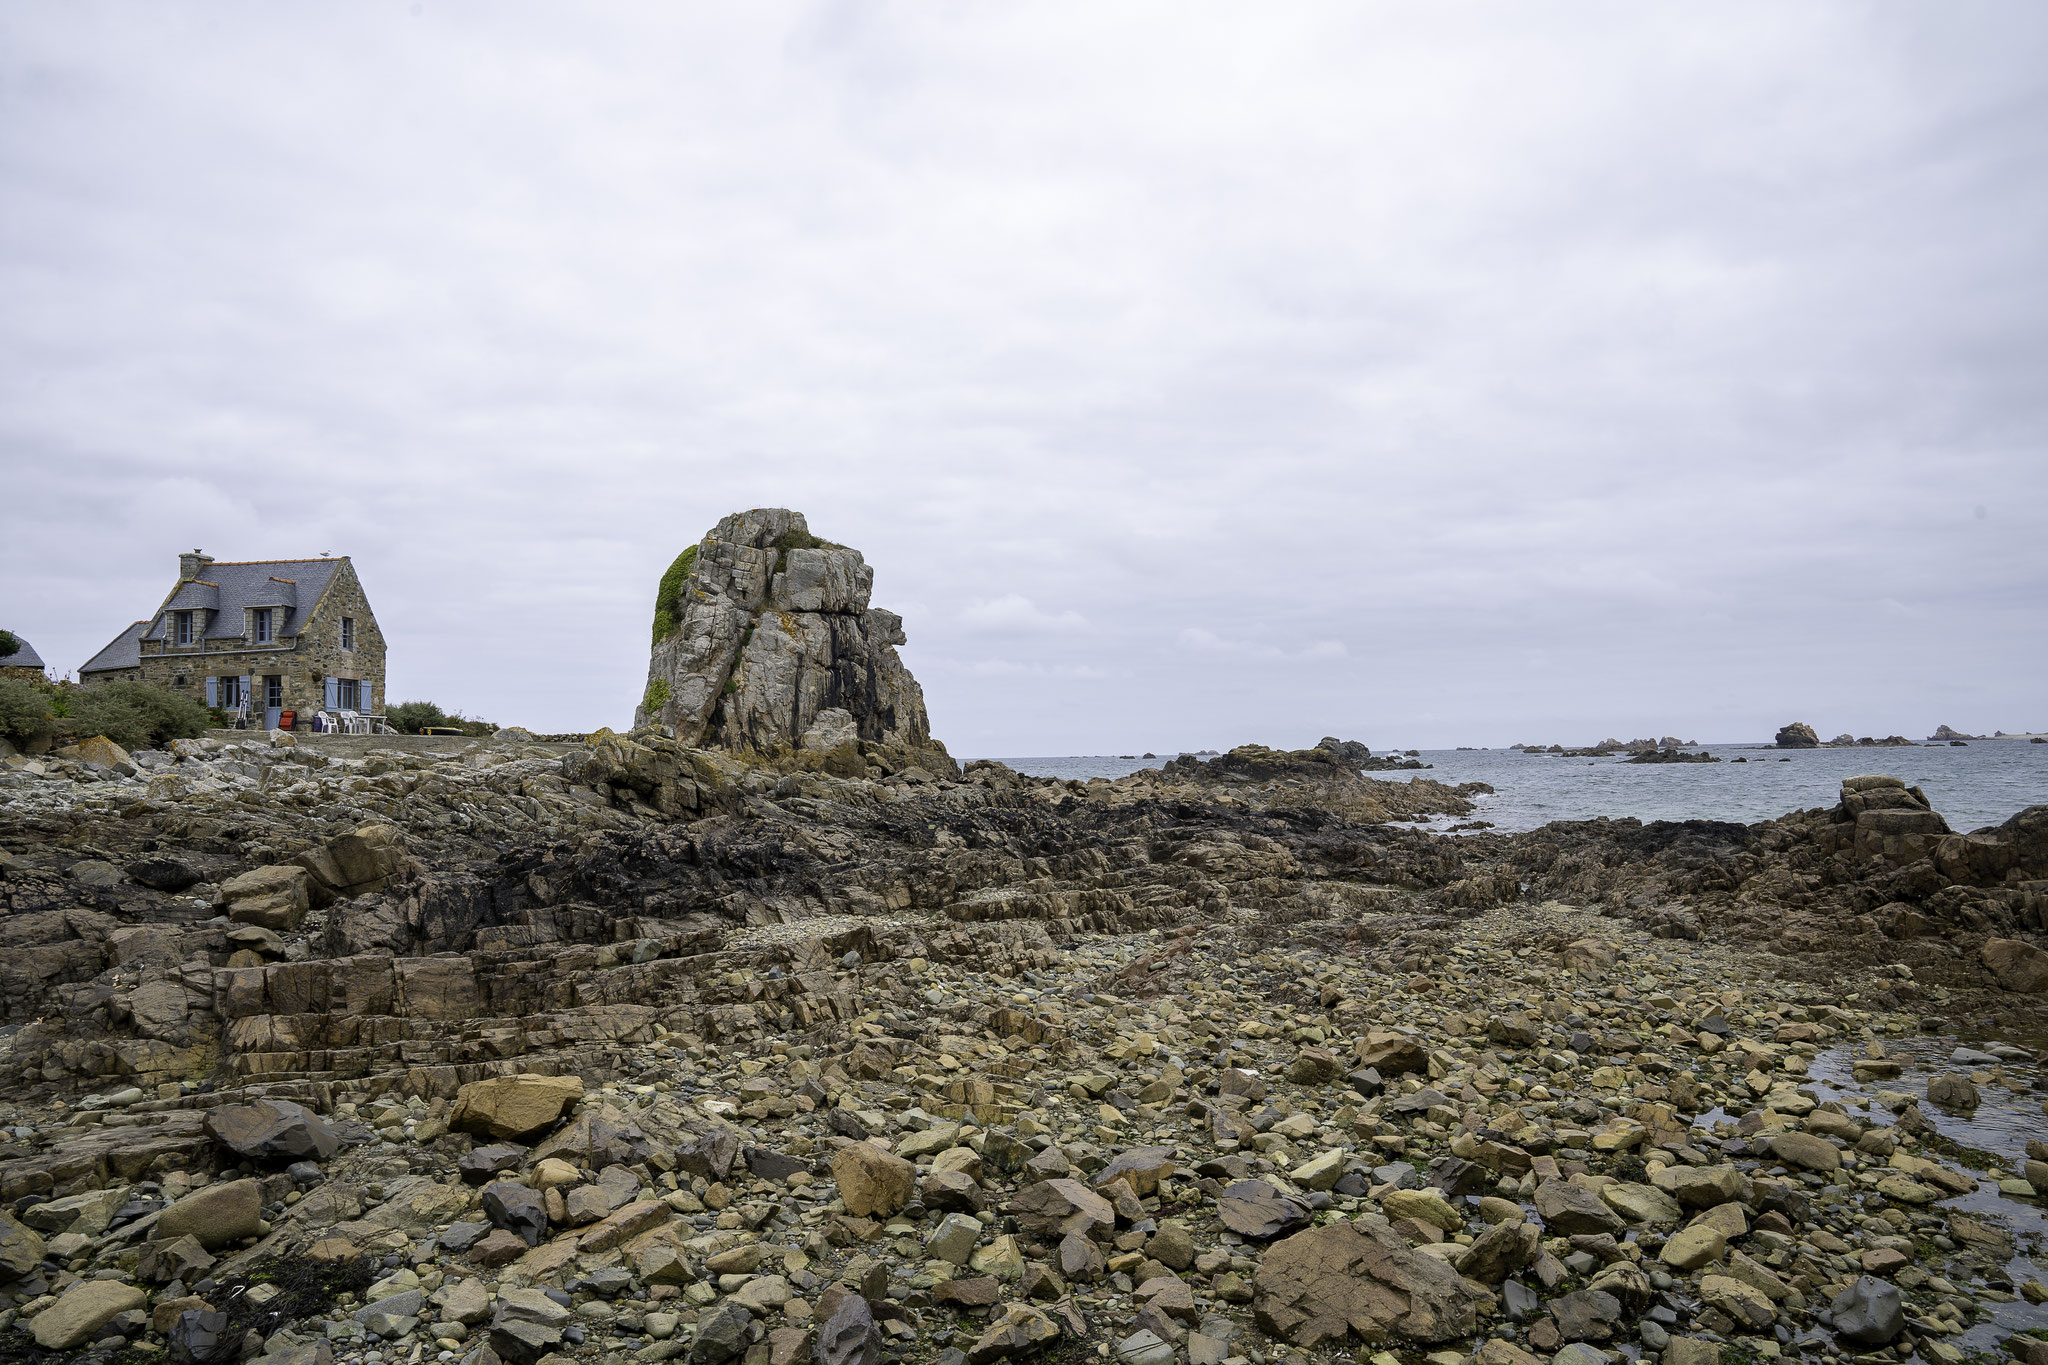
[
  {"left": 449, "top": 1074, "right": 585, "bottom": 1142},
  {"left": 205, "top": 1099, "right": 340, "bottom": 1164},
  {"left": 1253, "top": 1219, "right": 1496, "bottom": 1346},
  {"left": 1217, "top": 1179, "right": 1312, "bottom": 1241}
]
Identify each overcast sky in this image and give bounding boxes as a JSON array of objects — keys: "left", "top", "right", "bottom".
[{"left": 3, "top": 4, "right": 2044, "bottom": 754}]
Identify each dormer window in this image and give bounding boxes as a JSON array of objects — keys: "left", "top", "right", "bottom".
[
  {"left": 254, "top": 609, "right": 272, "bottom": 644},
  {"left": 341, "top": 617, "right": 356, "bottom": 651},
  {"left": 176, "top": 611, "right": 193, "bottom": 646}
]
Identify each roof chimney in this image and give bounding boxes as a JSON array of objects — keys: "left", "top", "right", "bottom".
[{"left": 179, "top": 549, "right": 214, "bottom": 581}]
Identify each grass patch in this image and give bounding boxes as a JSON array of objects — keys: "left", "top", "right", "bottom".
[
  {"left": 651, "top": 544, "right": 700, "bottom": 647},
  {"left": 643, "top": 678, "right": 672, "bottom": 714}
]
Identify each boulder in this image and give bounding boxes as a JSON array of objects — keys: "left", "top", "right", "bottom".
[
  {"left": 55, "top": 735, "right": 134, "bottom": 771},
  {"left": 1253, "top": 1218, "right": 1496, "bottom": 1346},
  {"left": 128, "top": 855, "right": 204, "bottom": 892},
  {"left": 1927, "top": 1072, "right": 1980, "bottom": 1111},
  {"left": 31, "top": 1279, "right": 147, "bottom": 1349},
  {"left": 0, "top": 1211, "right": 47, "bottom": 1279},
  {"left": 449, "top": 1074, "right": 585, "bottom": 1141},
  {"left": 1010, "top": 1179, "right": 1117, "bottom": 1239},
  {"left": 1982, "top": 938, "right": 2048, "bottom": 993},
  {"left": 965, "top": 1303, "right": 1061, "bottom": 1364},
  {"left": 1534, "top": 1178, "right": 1622, "bottom": 1234},
  {"left": 1768, "top": 1131, "right": 1840, "bottom": 1173},
  {"left": 220, "top": 863, "right": 311, "bottom": 931},
  {"left": 1218, "top": 1179, "right": 1313, "bottom": 1240},
  {"left": 829, "top": 1142, "right": 917, "bottom": 1217},
  {"left": 635, "top": 509, "right": 948, "bottom": 768},
  {"left": 1775, "top": 723, "right": 1819, "bottom": 749},
  {"left": 205, "top": 1099, "right": 340, "bottom": 1164},
  {"left": 1830, "top": 1277, "right": 1904, "bottom": 1346},
  {"left": 157, "top": 1177, "right": 263, "bottom": 1248},
  {"left": 815, "top": 1290, "right": 883, "bottom": 1365},
  {"left": 482, "top": 1182, "right": 549, "bottom": 1247}
]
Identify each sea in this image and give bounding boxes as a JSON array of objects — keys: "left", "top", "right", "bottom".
[{"left": 985, "top": 741, "right": 2048, "bottom": 835}]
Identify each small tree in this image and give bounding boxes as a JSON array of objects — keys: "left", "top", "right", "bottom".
[
  {"left": 0, "top": 629, "right": 21, "bottom": 659},
  {"left": 68, "top": 681, "right": 212, "bottom": 751},
  {"left": 388, "top": 700, "right": 451, "bottom": 734},
  {"left": 0, "top": 678, "right": 54, "bottom": 747}
]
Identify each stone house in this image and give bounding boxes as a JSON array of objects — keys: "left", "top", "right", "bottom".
[
  {"left": 0, "top": 635, "right": 48, "bottom": 680},
  {"left": 79, "top": 550, "right": 386, "bottom": 729}
]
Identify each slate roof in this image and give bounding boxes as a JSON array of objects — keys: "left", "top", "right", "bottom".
[
  {"left": 0, "top": 635, "right": 46, "bottom": 670},
  {"left": 80, "top": 621, "right": 149, "bottom": 675},
  {"left": 143, "top": 557, "right": 342, "bottom": 642}
]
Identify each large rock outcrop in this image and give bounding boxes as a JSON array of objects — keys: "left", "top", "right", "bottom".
[
  {"left": 1774, "top": 722, "right": 1819, "bottom": 749},
  {"left": 636, "top": 510, "right": 940, "bottom": 762}
]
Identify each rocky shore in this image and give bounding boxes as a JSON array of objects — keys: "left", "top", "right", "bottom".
[{"left": 4, "top": 510, "right": 2048, "bottom": 1365}]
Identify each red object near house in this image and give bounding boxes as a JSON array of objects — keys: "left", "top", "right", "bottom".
[{"left": 278, "top": 710, "right": 297, "bottom": 731}]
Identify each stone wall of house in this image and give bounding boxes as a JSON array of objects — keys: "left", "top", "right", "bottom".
[
  {"left": 131, "top": 559, "right": 387, "bottom": 722},
  {"left": 0, "top": 665, "right": 49, "bottom": 681}
]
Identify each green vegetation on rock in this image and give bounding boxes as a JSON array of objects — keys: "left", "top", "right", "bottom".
[
  {"left": 65, "top": 681, "right": 211, "bottom": 751},
  {"left": 651, "top": 544, "right": 699, "bottom": 647},
  {"left": 0, "top": 678, "right": 53, "bottom": 746},
  {"left": 642, "top": 678, "right": 671, "bottom": 713},
  {"left": 388, "top": 700, "right": 451, "bottom": 734},
  {"left": 388, "top": 700, "right": 498, "bottom": 735}
]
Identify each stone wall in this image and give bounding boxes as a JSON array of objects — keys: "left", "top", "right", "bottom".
[{"left": 133, "top": 559, "right": 386, "bottom": 723}]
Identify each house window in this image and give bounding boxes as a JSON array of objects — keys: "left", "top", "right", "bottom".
[
  {"left": 219, "top": 676, "right": 247, "bottom": 710},
  {"left": 265, "top": 676, "right": 283, "bottom": 708},
  {"left": 341, "top": 617, "right": 355, "bottom": 651},
  {"left": 337, "top": 679, "right": 360, "bottom": 710},
  {"left": 176, "top": 612, "right": 193, "bottom": 646},
  {"left": 254, "top": 609, "right": 271, "bottom": 644}
]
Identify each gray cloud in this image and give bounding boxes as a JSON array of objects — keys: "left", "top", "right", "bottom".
[{"left": 2, "top": 3, "right": 2043, "bottom": 754}]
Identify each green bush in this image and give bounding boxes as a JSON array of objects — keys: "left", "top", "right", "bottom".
[
  {"left": 0, "top": 630, "right": 21, "bottom": 660},
  {"left": 651, "top": 545, "right": 699, "bottom": 647},
  {"left": 66, "top": 681, "right": 211, "bottom": 751},
  {"left": 642, "top": 678, "right": 671, "bottom": 713},
  {"left": 388, "top": 700, "right": 450, "bottom": 734},
  {"left": 0, "top": 678, "right": 55, "bottom": 747}
]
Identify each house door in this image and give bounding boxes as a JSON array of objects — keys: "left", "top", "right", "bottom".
[{"left": 264, "top": 676, "right": 284, "bottom": 730}]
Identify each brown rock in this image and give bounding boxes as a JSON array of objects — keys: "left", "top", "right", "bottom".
[
  {"left": 157, "top": 1178, "right": 263, "bottom": 1249},
  {"left": 1253, "top": 1219, "right": 1496, "bottom": 1346},
  {"left": 830, "top": 1143, "right": 917, "bottom": 1218},
  {"left": 1356, "top": 1031, "right": 1429, "bottom": 1075},
  {"left": 1534, "top": 1178, "right": 1622, "bottom": 1235},
  {"left": 1009, "top": 1179, "right": 1116, "bottom": 1239},
  {"left": 1218, "top": 1179, "right": 1312, "bottom": 1240},
  {"left": 221, "top": 864, "right": 311, "bottom": 931},
  {"left": 933, "top": 1276, "right": 1002, "bottom": 1308},
  {"left": 1982, "top": 938, "right": 2048, "bottom": 993},
  {"left": 1094, "top": 1145, "right": 1176, "bottom": 1197},
  {"left": 471, "top": 1229, "right": 530, "bottom": 1266},
  {"left": 966, "top": 1303, "right": 1060, "bottom": 1364},
  {"left": 1768, "top": 1132, "right": 1840, "bottom": 1174},
  {"left": 449, "top": 1074, "right": 585, "bottom": 1142}
]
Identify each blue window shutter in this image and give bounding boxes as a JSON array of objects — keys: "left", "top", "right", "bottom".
[
  {"left": 361, "top": 680, "right": 373, "bottom": 713},
  {"left": 205, "top": 676, "right": 218, "bottom": 706},
  {"left": 325, "top": 676, "right": 338, "bottom": 709}
]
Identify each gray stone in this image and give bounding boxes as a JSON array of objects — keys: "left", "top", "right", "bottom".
[
  {"left": 635, "top": 509, "right": 944, "bottom": 765},
  {"left": 1829, "top": 1276, "right": 1904, "bottom": 1346},
  {"left": 814, "top": 1292, "right": 882, "bottom": 1365},
  {"left": 31, "top": 1280, "right": 147, "bottom": 1349},
  {"left": 205, "top": 1099, "right": 340, "bottom": 1164},
  {"left": 157, "top": 1177, "right": 264, "bottom": 1248},
  {"left": 689, "top": 1300, "right": 754, "bottom": 1365}
]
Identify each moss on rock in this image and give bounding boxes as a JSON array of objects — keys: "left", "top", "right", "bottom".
[{"left": 650, "top": 544, "right": 699, "bottom": 648}]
